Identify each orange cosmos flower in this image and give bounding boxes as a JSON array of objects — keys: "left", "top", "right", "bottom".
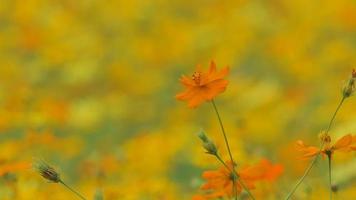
[
  {"left": 176, "top": 61, "right": 229, "bottom": 108},
  {"left": 296, "top": 134, "right": 356, "bottom": 159},
  {"left": 196, "top": 159, "right": 283, "bottom": 199}
]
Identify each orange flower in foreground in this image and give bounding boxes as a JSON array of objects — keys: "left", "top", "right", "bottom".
[
  {"left": 296, "top": 134, "right": 356, "bottom": 159},
  {"left": 176, "top": 61, "right": 229, "bottom": 108},
  {"left": 195, "top": 159, "right": 283, "bottom": 199}
]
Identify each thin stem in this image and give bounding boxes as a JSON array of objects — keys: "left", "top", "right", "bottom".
[
  {"left": 211, "top": 100, "right": 255, "bottom": 200},
  {"left": 215, "top": 154, "right": 238, "bottom": 200},
  {"left": 211, "top": 100, "right": 234, "bottom": 165},
  {"left": 232, "top": 178, "right": 238, "bottom": 200},
  {"left": 326, "top": 96, "right": 345, "bottom": 133},
  {"left": 59, "top": 180, "right": 87, "bottom": 200},
  {"left": 238, "top": 178, "right": 256, "bottom": 200},
  {"left": 216, "top": 154, "right": 230, "bottom": 170},
  {"left": 328, "top": 154, "right": 332, "bottom": 200},
  {"left": 284, "top": 153, "right": 320, "bottom": 200},
  {"left": 284, "top": 96, "right": 346, "bottom": 200}
]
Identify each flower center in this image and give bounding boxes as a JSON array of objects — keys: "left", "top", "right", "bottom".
[
  {"left": 228, "top": 172, "right": 238, "bottom": 181},
  {"left": 192, "top": 71, "right": 202, "bottom": 85}
]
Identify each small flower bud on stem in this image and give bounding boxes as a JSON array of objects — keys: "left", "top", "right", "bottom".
[
  {"left": 342, "top": 69, "right": 356, "bottom": 98},
  {"left": 198, "top": 131, "right": 218, "bottom": 156},
  {"left": 33, "top": 159, "right": 87, "bottom": 200}
]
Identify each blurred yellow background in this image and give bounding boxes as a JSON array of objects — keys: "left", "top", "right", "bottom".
[{"left": 0, "top": 0, "right": 356, "bottom": 199}]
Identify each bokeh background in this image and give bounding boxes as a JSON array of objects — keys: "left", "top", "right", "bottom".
[{"left": 0, "top": 0, "right": 356, "bottom": 199}]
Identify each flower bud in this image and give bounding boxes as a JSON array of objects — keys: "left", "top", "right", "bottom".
[
  {"left": 342, "top": 69, "right": 356, "bottom": 98},
  {"left": 33, "top": 159, "right": 61, "bottom": 183},
  {"left": 198, "top": 130, "right": 209, "bottom": 142},
  {"left": 198, "top": 131, "right": 218, "bottom": 155}
]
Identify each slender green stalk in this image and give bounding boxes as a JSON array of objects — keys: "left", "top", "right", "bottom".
[
  {"left": 59, "top": 180, "right": 87, "bottom": 200},
  {"left": 284, "top": 153, "right": 320, "bottom": 200},
  {"left": 328, "top": 154, "right": 332, "bottom": 200},
  {"left": 237, "top": 178, "right": 256, "bottom": 200},
  {"left": 232, "top": 178, "right": 238, "bottom": 200},
  {"left": 284, "top": 96, "right": 346, "bottom": 200},
  {"left": 216, "top": 154, "right": 230, "bottom": 170},
  {"left": 211, "top": 100, "right": 255, "bottom": 200},
  {"left": 215, "top": 154, "right": 238, "bottom": 200},
  {"left": 211, "top": 100, "right": 235, "bottom": 166},
  {"left": 326, "top": 96, "right": 345, "bottom": 134}
]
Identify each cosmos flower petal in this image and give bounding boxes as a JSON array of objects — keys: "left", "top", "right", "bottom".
[
  {"left": 333, "top": 134, "right": 352, "bottom": 150},
  {"left": 209, "top": 60, "right": 217, "bottom": 74},
  {"left": 176, "top": 61, "right": 229, "bottom": 108},
  {"left": 295, "top": 140, "right": 320, "bottom": 158}
]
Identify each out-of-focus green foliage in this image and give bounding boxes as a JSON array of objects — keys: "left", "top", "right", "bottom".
[{"left": 0, "top": 0, "right": 355, "bottom": 199}]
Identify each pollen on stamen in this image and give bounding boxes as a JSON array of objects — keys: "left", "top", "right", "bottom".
[{"left": 192, "top": 71, "right": 202, "bottom": 85}]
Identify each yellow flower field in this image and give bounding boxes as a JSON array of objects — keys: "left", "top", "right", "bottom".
[{"left": 0, "top": 0, "right": 356, "bottom": 199}]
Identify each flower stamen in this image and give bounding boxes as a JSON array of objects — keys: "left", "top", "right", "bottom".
[{"left": 192, "top": 71, "right": 202, "bottom": 85}]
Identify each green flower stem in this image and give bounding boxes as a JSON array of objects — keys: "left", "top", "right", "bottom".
[
  {"left": 212, "top": 100, "right": 256, "bottom": 200},
  {"left": 284, "top": 96, "right": 346, "bottom": 200},
  {"left": 326, "top": 96, "right": 346, "bottom": 134},
  {"left": 211, "top": 100, "right": 235, "bottom": 170},
  {"left": 284, "top": 152, "right": 320, "bottom": 200},
  {"left": 328, "top": 154, "right": 332, "bottom": 200},
  {"left": 59, "top": 180, "right": 87, "bottom": 200},
  {"left": 215, "top": 150, "right": 238, "bottom": 200}
]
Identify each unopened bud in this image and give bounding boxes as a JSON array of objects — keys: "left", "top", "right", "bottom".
[
  {"left": 342, "top": 69, "right": 356, "bottom": 98},
  {"left": 198, "top": 131, "right": 209, "bottom": 143},
  {"left": 33, "top": 159, "right": 61, "bottom": 183},
  {"left": 198, "top": 131, "right": 218, "bottom": 155}
]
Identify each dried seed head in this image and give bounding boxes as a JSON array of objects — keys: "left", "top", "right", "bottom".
[{"left": 33, "top": 159, "right": 61, "bottom": 183}]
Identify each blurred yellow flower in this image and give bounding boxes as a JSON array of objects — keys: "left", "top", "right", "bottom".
[{"left": 0, "top": 161, "right": 30, "bottom": 176}]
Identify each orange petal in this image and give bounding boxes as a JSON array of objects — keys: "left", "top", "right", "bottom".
[
  {"left": 304, "top": 146, "right": 320, "bottom": 157},
  {"left": 187, "top": 92, "right": 206, "bottom": 108},
  {"left": 203, "top": 80, "right": 229, "bottom": 100},
  {"left": 352, "top": 135, "right": 356, "bottom": 143},
  {"left": 202, "top": 170, "right": 222, "bottom": 179},
  {"left": 260, "top": 159, "right": 284, "bottom": 181},
  {"left": 333, "top": 134, "right": 352, "bottom": 150},
  {"left": 176, "top": 88, "right": 196, "bottom": 100},
  {"left": 201, "top": 65, "right": 229, "bottom": 85},
  {"left": 295, "top": 140, "right": 320, "bottom": 158},
  {"left": 179, "top": 75, "right": 196, "bottom": 86},
  {"left": 350, "top": 135, "right": 356, "bottom": 150},
  {"left": 295, "top": 140, "right": 307, "bottom": 150},
  {"left": 209, "top": 61, "right": 217, "bottom": 74}
]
